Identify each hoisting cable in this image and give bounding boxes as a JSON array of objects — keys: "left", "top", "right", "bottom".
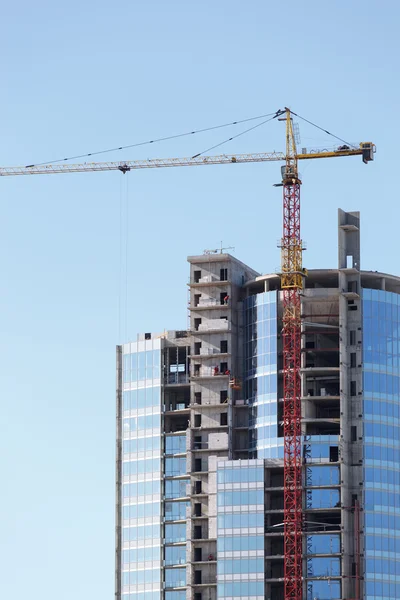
[
  {"left": 191, "top": 109, "right": 284, "bottom": 158},
  {"left": 25, "top": 111, "right": 278, "bottom": 168},
  {"left": 290, "top": 110, "right": 357, "bottom": 149}
]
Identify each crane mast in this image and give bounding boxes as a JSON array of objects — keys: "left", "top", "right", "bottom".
[{"left": 281, "top": 108, "right": 303, "bottom": 600}]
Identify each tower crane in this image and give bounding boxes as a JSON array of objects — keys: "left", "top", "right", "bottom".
[{"left": 1, "top": 108, "right": 375, "bottom": 600}]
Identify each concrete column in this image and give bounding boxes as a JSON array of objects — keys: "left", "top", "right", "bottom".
[
  {"left": 115, "top": 346, "right": 123, "bottom": 600},
  {"left": 338, "top": 209, "right": 364, "bottom": 600}
]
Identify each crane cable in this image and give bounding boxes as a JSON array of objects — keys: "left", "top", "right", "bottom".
[
  {"left": 290, "top": 110, "right": 357, "bottom": 149},
  {"left": 26, "top": 111, "right": 279, "bottom": 168},
  {"left": 118, "top": 174, "right": 130, "bottom": 342},
  {"left": 191, "top": 111, "right": 283, "bottom": 158}
]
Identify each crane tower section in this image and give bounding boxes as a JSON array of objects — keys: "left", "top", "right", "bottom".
[{"left": 281, "top": 108, "right": 303, "bottom": 600}]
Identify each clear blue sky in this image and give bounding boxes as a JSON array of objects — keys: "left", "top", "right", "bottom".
[{"left": 0, "top": 1, "right": 396, "bottom": 598}]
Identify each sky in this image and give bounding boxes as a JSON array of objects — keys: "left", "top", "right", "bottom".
[{"left": 0, "top": 1, "right": 397, "bottom": 598}]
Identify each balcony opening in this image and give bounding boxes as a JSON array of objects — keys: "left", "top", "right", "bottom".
[
  {"left": 194, "top": 342, "right": 202, "bottom": 355},
  {"left": 194, "top": 414, "right": 202, "bottom": 428},
  {"left": 194, "top": 525, "right": 202, "bottom": 539},
  {"left": 194, "top": 270, "right": 201, "bottom": 283},
  {"left": 194, "top": 548, "right": 202, "bottom": 562},
  {"left": 194, "top": 364, "right": 200, "bottom": 376},
  {"left": 194, "top": 436, "right": 202, "bottom": 450},
  {"left": 194, "top": 294, "right": 201, "bottom": 307},
  {"left": 348, "top": 280, "right": 358, "bottom": 294},
  {"left": 194, "top": 318, "right": 202, "bottom": 331},
  {"left": 194, "top": 458, "right": 202, "bottom": 472},
  {"left": 195, "top": 480, "right": 202, "bottom": 494},
  {"left": 220, "top": 362, "right": 228, "bottom": 374},
  {"left": 194, "top": 571, "right": 202, "bottom": 584},
  {"left": 220, "top": 412, "right": 228, "bottom": 426},
  {"left": 194, "top": 594, "right": 202, "bottom": 600},
  {"left": 220, "top": 292, "right": 228, "bottom": 305},
  {"left": 220, "top": 268, "right": 228, "bottom": 281},
  {"left": 329, "top": 446, "right": 339, "bottom": 462},
  {"left": 194, "top": 503, "right": 202, "bottom": 516},
  {"left": 220, "top": 340, "right": 228, "bottom": 354},
  {"left": 220, "top": 390, "right": 228, "bottom": 404},
  {"left": 194, "top": 392, "right": 202, "bottom": 405}
]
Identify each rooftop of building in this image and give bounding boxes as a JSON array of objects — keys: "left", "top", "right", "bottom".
[
  {"left": 187, "top": 252, "right": 260, "bottom": 278},
  {"left": 245, "top": 268, "right": 400, "bottom": 295}
]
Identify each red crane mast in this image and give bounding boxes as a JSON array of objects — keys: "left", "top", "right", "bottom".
[{"left": 281, "top": 108, "right": 303, "bottom": 600}]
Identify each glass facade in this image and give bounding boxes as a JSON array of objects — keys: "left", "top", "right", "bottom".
[
  {"left": 164, "top": 429, "right": 188, "bottom": 591},
  {"left": 121, "top": 339, "right": 163, "bottom": 600},
  {"left": 244, "top": 291, "right": 282, "bottom": 458},
  {"left": 363, "top": 289, "right": 400, "bottom": 600},
  {"left": 217, "top": 460, "right": 265, "bottom": 600}
]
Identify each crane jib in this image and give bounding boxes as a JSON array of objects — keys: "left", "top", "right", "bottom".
[{"left": 0, "top": 144, "right": 374, "bottom": 176}]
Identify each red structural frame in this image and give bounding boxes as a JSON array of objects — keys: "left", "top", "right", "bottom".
[{"left": 282, "top": 181, "right": 303, "bottom": 600}]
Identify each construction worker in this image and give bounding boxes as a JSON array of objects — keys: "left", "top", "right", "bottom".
[
  {"left": 224, "top": 294, "right": 229, "bottom": 305},
  {"left": 214, "top": 366, "right": 219, "bottom": 376}
]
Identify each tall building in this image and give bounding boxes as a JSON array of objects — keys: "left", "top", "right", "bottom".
[{"left": 116, "top": 209, "right": 400, "bottom": 600}]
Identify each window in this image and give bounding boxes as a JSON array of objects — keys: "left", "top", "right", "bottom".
[
  {"left": 194, "top": 503, "right": 202, "bottom": 516},
  {"left": 350, "top": 352, "right": 356, "bottom": 368},
  {"left": 165, "top": 523, "right": 186, "bottom": 543},
  {"left": 329, "top": 446, "right": 339, "bottom": 462},
  {"left": 165, "top": 567, "right": 186, "bottom": 588},
  {"left": 194, "top": 270, "right": 201, "bottom": 283},
  {"left": 144, "top": 332, "right": 151, "bottom": 340},
  {"left": 350, "top": 381, "right": 357, "bottom": 396},
  {"left": 165, "top": 547, "right": 186, "bottom": 567},
  {"left": 351, "top": 426, "right": 357, "bottom": 442},
  {"left": 194, "top": 525, "right": 202, "bottom": 539},
  {"left": 165, "top": 457, "right": 187, "bottom": 477},
  {"left": 220, "top": 362, "right": 228, "bottom": 373},
  {"left": 194, "top": 571, "right": 202, "bottom": 584},
  {"left": 220, "top": 292, "right": 227, "bottom": 305},
  {"left": 350, "top": 330, "right": 356, "bottom": 345},
  {"left": 194, "top": 294, "right": 201, "bottom": 307},
  {"left": 194, "top": 364, "right": 200, "bottom": 376},
  {"left": 195, "top": 480, "right": 202, "bottom": 494},
  {"left": 220, "top": 412, "right": 228, "bottom": 426},
  {"left": 220, "top": 268, "right": 228, "bottom": 281},
  {"left": 194, "top": 318, "right": 201, "bottom": 331},
  {"left": 194, "top": 392, "right": 202, "bottom": 405},
  {"left": 220, "top": 340, "right": 228, "bottom": 353},
  {"left": 194, "top": 414, "right": 201, "bottom": 428},
  {"left": 194, "top": 342, "right": 201, "bottom": 355},
  {"left": 194, "top": 548, "right": 202, "bottom": 562},
  {"left": 194, "top": 458, "right": 202, "bottom": 472},
  {"left": 220, "top": 390, "right": 228, "bottom": 404}
]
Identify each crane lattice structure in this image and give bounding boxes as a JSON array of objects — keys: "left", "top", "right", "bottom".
[{"left": 1, "top": 109, "right": 375, "bottom": 600}]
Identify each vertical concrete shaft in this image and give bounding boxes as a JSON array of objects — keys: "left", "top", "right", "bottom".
[
  {"left": 338, "top": 209, "right": 364, "bottom": 600},
  {"left": 115, "top": 346, "right": 123, "bottom": 600}
]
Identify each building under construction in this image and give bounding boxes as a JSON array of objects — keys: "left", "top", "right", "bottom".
[{"left": 115, "top": 208, "right": 400, "bottom": 600}]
